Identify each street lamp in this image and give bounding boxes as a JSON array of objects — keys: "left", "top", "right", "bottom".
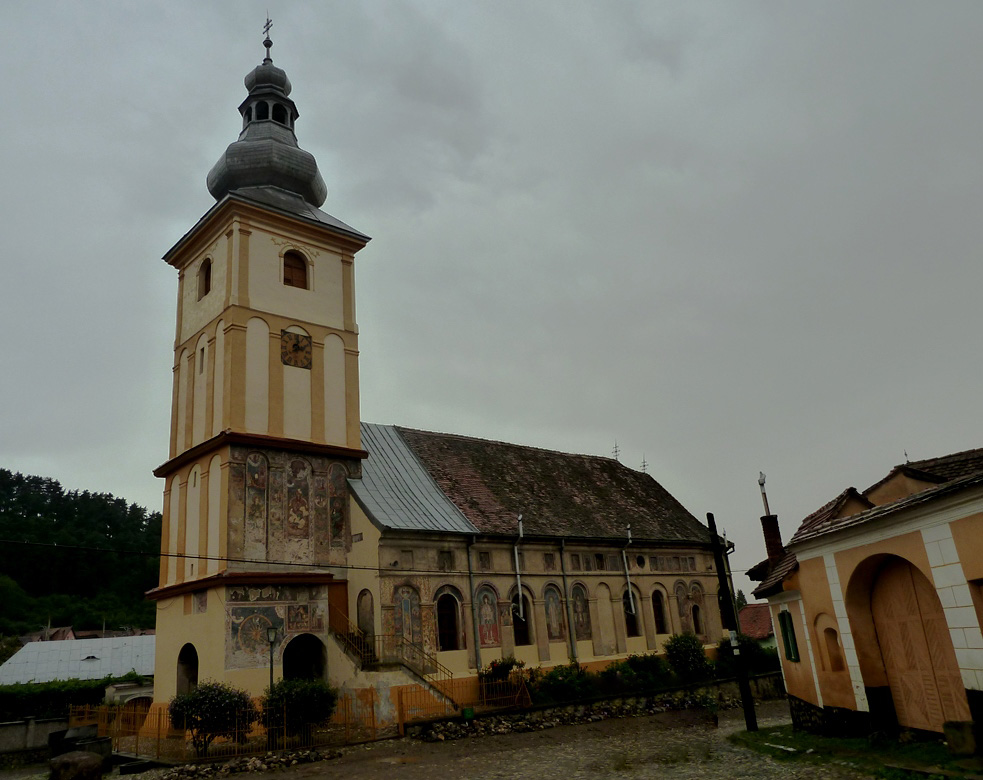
[{"left": 267, "top": 626, "right": 277, "bottom": 692}]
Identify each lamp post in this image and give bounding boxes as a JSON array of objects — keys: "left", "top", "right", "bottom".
[{"left": 266, "top": 626, "right": 277, "bottom": 692}]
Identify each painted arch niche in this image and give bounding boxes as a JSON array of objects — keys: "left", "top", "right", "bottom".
[{"left": 846, "top": 554, "right": 970, "bottom": 733}]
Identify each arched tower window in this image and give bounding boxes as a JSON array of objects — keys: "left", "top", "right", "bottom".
[
  {"left": 256, "top": 102, "right": 269, "bottom": 120},
  {"left": 197, "top": 258, "right": 211, "bottom": 300},
  {"left": 283, "top": 251, "right": 308, "bottom": 289},
  {"left": 176, "top": 643, "right": 198, "bottom": 695},
  {"left": 272, "top": 104, "right": 288, "bottom": 124}
]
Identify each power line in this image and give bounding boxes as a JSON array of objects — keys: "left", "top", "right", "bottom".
[{"left": 0, "top": 537, "right": 756, "bottom": 577}]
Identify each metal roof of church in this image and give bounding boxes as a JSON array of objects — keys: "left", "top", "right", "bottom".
[
  {"left": 0, "top": 636, "right": 156, "bottom": 685},
  {"left": 350, "top": 423, "right": 479, "bottom": 534},
  {"left": 352, "top": 423, "right": 708, "bottom": 543}
]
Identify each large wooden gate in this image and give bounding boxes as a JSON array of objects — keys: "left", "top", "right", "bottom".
[{"left": 870, "top": 558, "right": 970, "bottom": 732}]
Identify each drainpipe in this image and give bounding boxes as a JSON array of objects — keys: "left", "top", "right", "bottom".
[
  {"left": 622, "top": 524, "right": 635, "bottom": 614},
  {"left": 467, "top": 535, "right": 482, "bottom": 671},
  {"left": 560, "top": 538, "right": 578, "bottom": 663},
  {"left": 513, "top": 515, "right": 524, "bottom": 618}
]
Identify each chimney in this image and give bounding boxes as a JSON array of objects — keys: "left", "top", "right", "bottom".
[{"left": 761, "top": 514, "right": 784, "bottom": 563}]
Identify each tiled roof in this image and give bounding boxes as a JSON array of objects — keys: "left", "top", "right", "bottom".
[
  {"left": 350, "top": 424, "right": 479, "bottom": 534},
  {"left": 788, "top": 488, "right": 872, "bottom": 545},
  {"left": 902, "top": 447, "right": 983, "bottom": 483},
  {"left": 751, "top": 550, "right": 798, "bottom": 599},
  {"left": 0, "top": 636, "right": 156, "bottom": 685},
  {"left": 790, "top": 471, "right": 983, "bottom": 545},
  {"left": 357, "top": 425, "right": 708, "bottom": 543},
  {"left": 738, "top": 604, "right": 774, "bottom": 640}
]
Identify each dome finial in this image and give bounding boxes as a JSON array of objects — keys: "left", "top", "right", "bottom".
[{"left": 262, "top": 15, "right": 274, "bottom": 63}]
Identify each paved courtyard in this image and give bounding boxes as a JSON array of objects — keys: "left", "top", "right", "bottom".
[{"left": 284, "top": 700, "right": 871, "bottom": 780}]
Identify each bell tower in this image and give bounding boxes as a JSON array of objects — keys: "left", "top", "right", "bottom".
[{"left": 150, "top": 29, "right": 370, "bottom": 700}]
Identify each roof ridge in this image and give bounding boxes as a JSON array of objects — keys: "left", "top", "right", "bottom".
[{"left": 392, "top": 425, "right": 627, "bottom": 466}]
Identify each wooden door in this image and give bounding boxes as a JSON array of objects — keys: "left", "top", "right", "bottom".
[{"left": 870, "top": 558, "right": 970, "bottom": 732}]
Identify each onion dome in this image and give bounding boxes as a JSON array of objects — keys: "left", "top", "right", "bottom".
[{"left": 206, "top": 35, "right": 327, "bottom": 207}]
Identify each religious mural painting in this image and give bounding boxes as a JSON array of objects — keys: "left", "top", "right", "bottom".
[
  {"left": 285, "top": 458, "right": 312, "bottom": 538},
  {"left": 225, "top": 585, "right": 326, "bottom": 670},
  {"left": 475, "top": 585, "right": 500, "bottom": 647},
  {"left": 243, "top": 452, "right": 269, "bottom": 559},
  {"left": 393, "top": 584, "right": 422, "bottom": 645},
  {"left": 571, "top": 583, "right": 592, "bottom": 641},
  {"left": 544, "top": 584, "right": 565, "bottom": 641},
  {"left": 328, "top": 463, "right": 347, "bottom": 546}
]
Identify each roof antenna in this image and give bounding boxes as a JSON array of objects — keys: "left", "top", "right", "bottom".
[
  {"left": 904, "top": 449, "right": 909, "bottom": 463},
  {"left": 262, "top": 15, "right": 274, "bottom": 63},
  {"left": 612, "top": 440, "right": 621, "bottom": 461},
  {"left": 641, "top": 454, "right": 648, "bottom": 473},
  {"left": 758, "top": 471, "right": 771, "bottom": 516}
]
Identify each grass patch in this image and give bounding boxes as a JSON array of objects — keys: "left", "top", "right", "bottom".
[{"left": 729, "top": 725, "right": 976, "bottom": 779}]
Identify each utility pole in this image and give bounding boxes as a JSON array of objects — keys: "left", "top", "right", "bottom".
[{"left": 707, "top": 512, "right": 757, "bottom": 732}]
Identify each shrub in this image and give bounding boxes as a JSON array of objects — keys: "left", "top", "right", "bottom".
[
  {"left": 714, "top": 634, "right": 781, "bottom": 678},
  {"left": 527, "top": 663, "right": 599, "bottom": 704},
  {"left": 478, "top": 656, "right": 525, "bottom": 682},
  {"left": 0, "top": 670, "right": 148, "bottom": 720},
  {"left": 664, "top": 633, "right": 713, "bottom": 683},
  {"left": 169, "top": 681, "right": 257, "bottom": 757},
  {"left": 261, "top": 678, "right": 338, "bottom": 737}
]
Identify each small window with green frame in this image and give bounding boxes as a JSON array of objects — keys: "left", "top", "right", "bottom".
[{"left": 778, "top": 608, "right": 800, "bottom": 662}]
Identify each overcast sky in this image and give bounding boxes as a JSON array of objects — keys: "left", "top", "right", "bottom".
[{"left": 4, "top": 1, "right": 983, "bottom": 597}]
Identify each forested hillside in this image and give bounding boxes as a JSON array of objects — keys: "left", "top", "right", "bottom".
[{"left": 0, "top": 469, "right": 161, "bottom": 636}]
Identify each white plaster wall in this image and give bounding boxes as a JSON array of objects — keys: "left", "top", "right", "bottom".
[
  {"left": 185, "top": 467, "right": 201, "bottom": 581},
  {"left": 323, "top": 334, "right": 346, "bottom": 445},
  {"left": 192, "top": 334, "right": 208, "bottom": 445},
  {"left": 180, "top": 240, "right": 228, "bottom": 344},
  {"left": 211, "top": 321, "right": 225, "bottom": 437},
  {"left": 207, "top": 454, "right": 222, "bottom": 575},
  {"left": 176, "top": 349, "right": 189, "bottom": 454},
  {"left": 247, "top": 235, "right": 344, "bottom": 329},
  {"left": 167, "top": 479, "right": 181, "bottom": 585},
  {"left": 244, "top": 317, "right": 270, "bottom": 434},
  {"left": 282, "top": 326, "right": 312, "bottom": 440}
]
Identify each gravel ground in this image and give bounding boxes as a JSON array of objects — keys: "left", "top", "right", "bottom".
[
  {"left": 281, "top": 700, "right": 873, "bottom": 780},
  {"left": 2, "top": 700, "right": 873, "bottom": 780}
]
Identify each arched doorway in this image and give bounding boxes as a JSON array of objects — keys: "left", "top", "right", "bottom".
[
  {"left": 282, "top": 633, "right": 326, "bottom": 680},
  {"left": 436, "top": 593, "right": 460, "bottom": 651},
  {"left": 176, "top": 643, "right": 198, "bottom": 695},
  {"left": 869, "top": 557, "right": 970, "bottom": 732},
  {"left": 357, "top": 589, "right": 374, "bottom": 640}
]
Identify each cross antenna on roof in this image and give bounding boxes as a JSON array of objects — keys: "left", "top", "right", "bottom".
[
  {"left": 641, "top": 454, "right": 648, "bottom": 473},
  {"left": 262, "top": 15, "right": 274, "bottom": 61},
  {"left": 613, "top": 440, "right": 620, "bottom": 461},
  {"left": 904, "top": 449, "right": 909, "bottom": 463}
]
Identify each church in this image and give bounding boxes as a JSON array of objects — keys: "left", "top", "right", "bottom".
[{"left": 148, "top": 35, "right": 724, "bottom": 709}]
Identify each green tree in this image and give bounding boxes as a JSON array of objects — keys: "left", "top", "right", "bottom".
[
  {"left": 169, "top": 681, "right": 258, "bottom": 757},
  {"left": 664, "top": 633, "right": 713, "bottom": 683},
  {"left": 735, "top": 589, "right": 748, "bottom": 610},
  {"left": 261, "top": 679, "right": 337, "bottom": 739}
]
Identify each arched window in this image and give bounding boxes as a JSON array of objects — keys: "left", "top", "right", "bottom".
[
  {"left": 511, "top": 594, "right": 532, "bottom": 646},
  {"left": 652, "top": 590, "right": 668, "bottom": 634},
  {"left": 256, "top": 102, "right": 269, "bottom": 120},
  {"left": 283, "top": 251, "right": 308, "bottom": 289},
  {"left": 176, "top": 643, "right": 198, "bottom": 695},
  {"left": 623, "top": 590, "right": 640, "bottom": 637},
  {"left": 436, "top": 593, "right": 461, "bottom": 651},
  {"left": 272, "top": 103, "right": 288, "bottom": 124},
  {"left": 692, "top": 604, "right": 703, "bottom": 635},
  {"left": 197, "top": 258, "right": 211, "bottom": 300},
  {"left": 244, "top": 106, "right": 252, "bottom": 122}
]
